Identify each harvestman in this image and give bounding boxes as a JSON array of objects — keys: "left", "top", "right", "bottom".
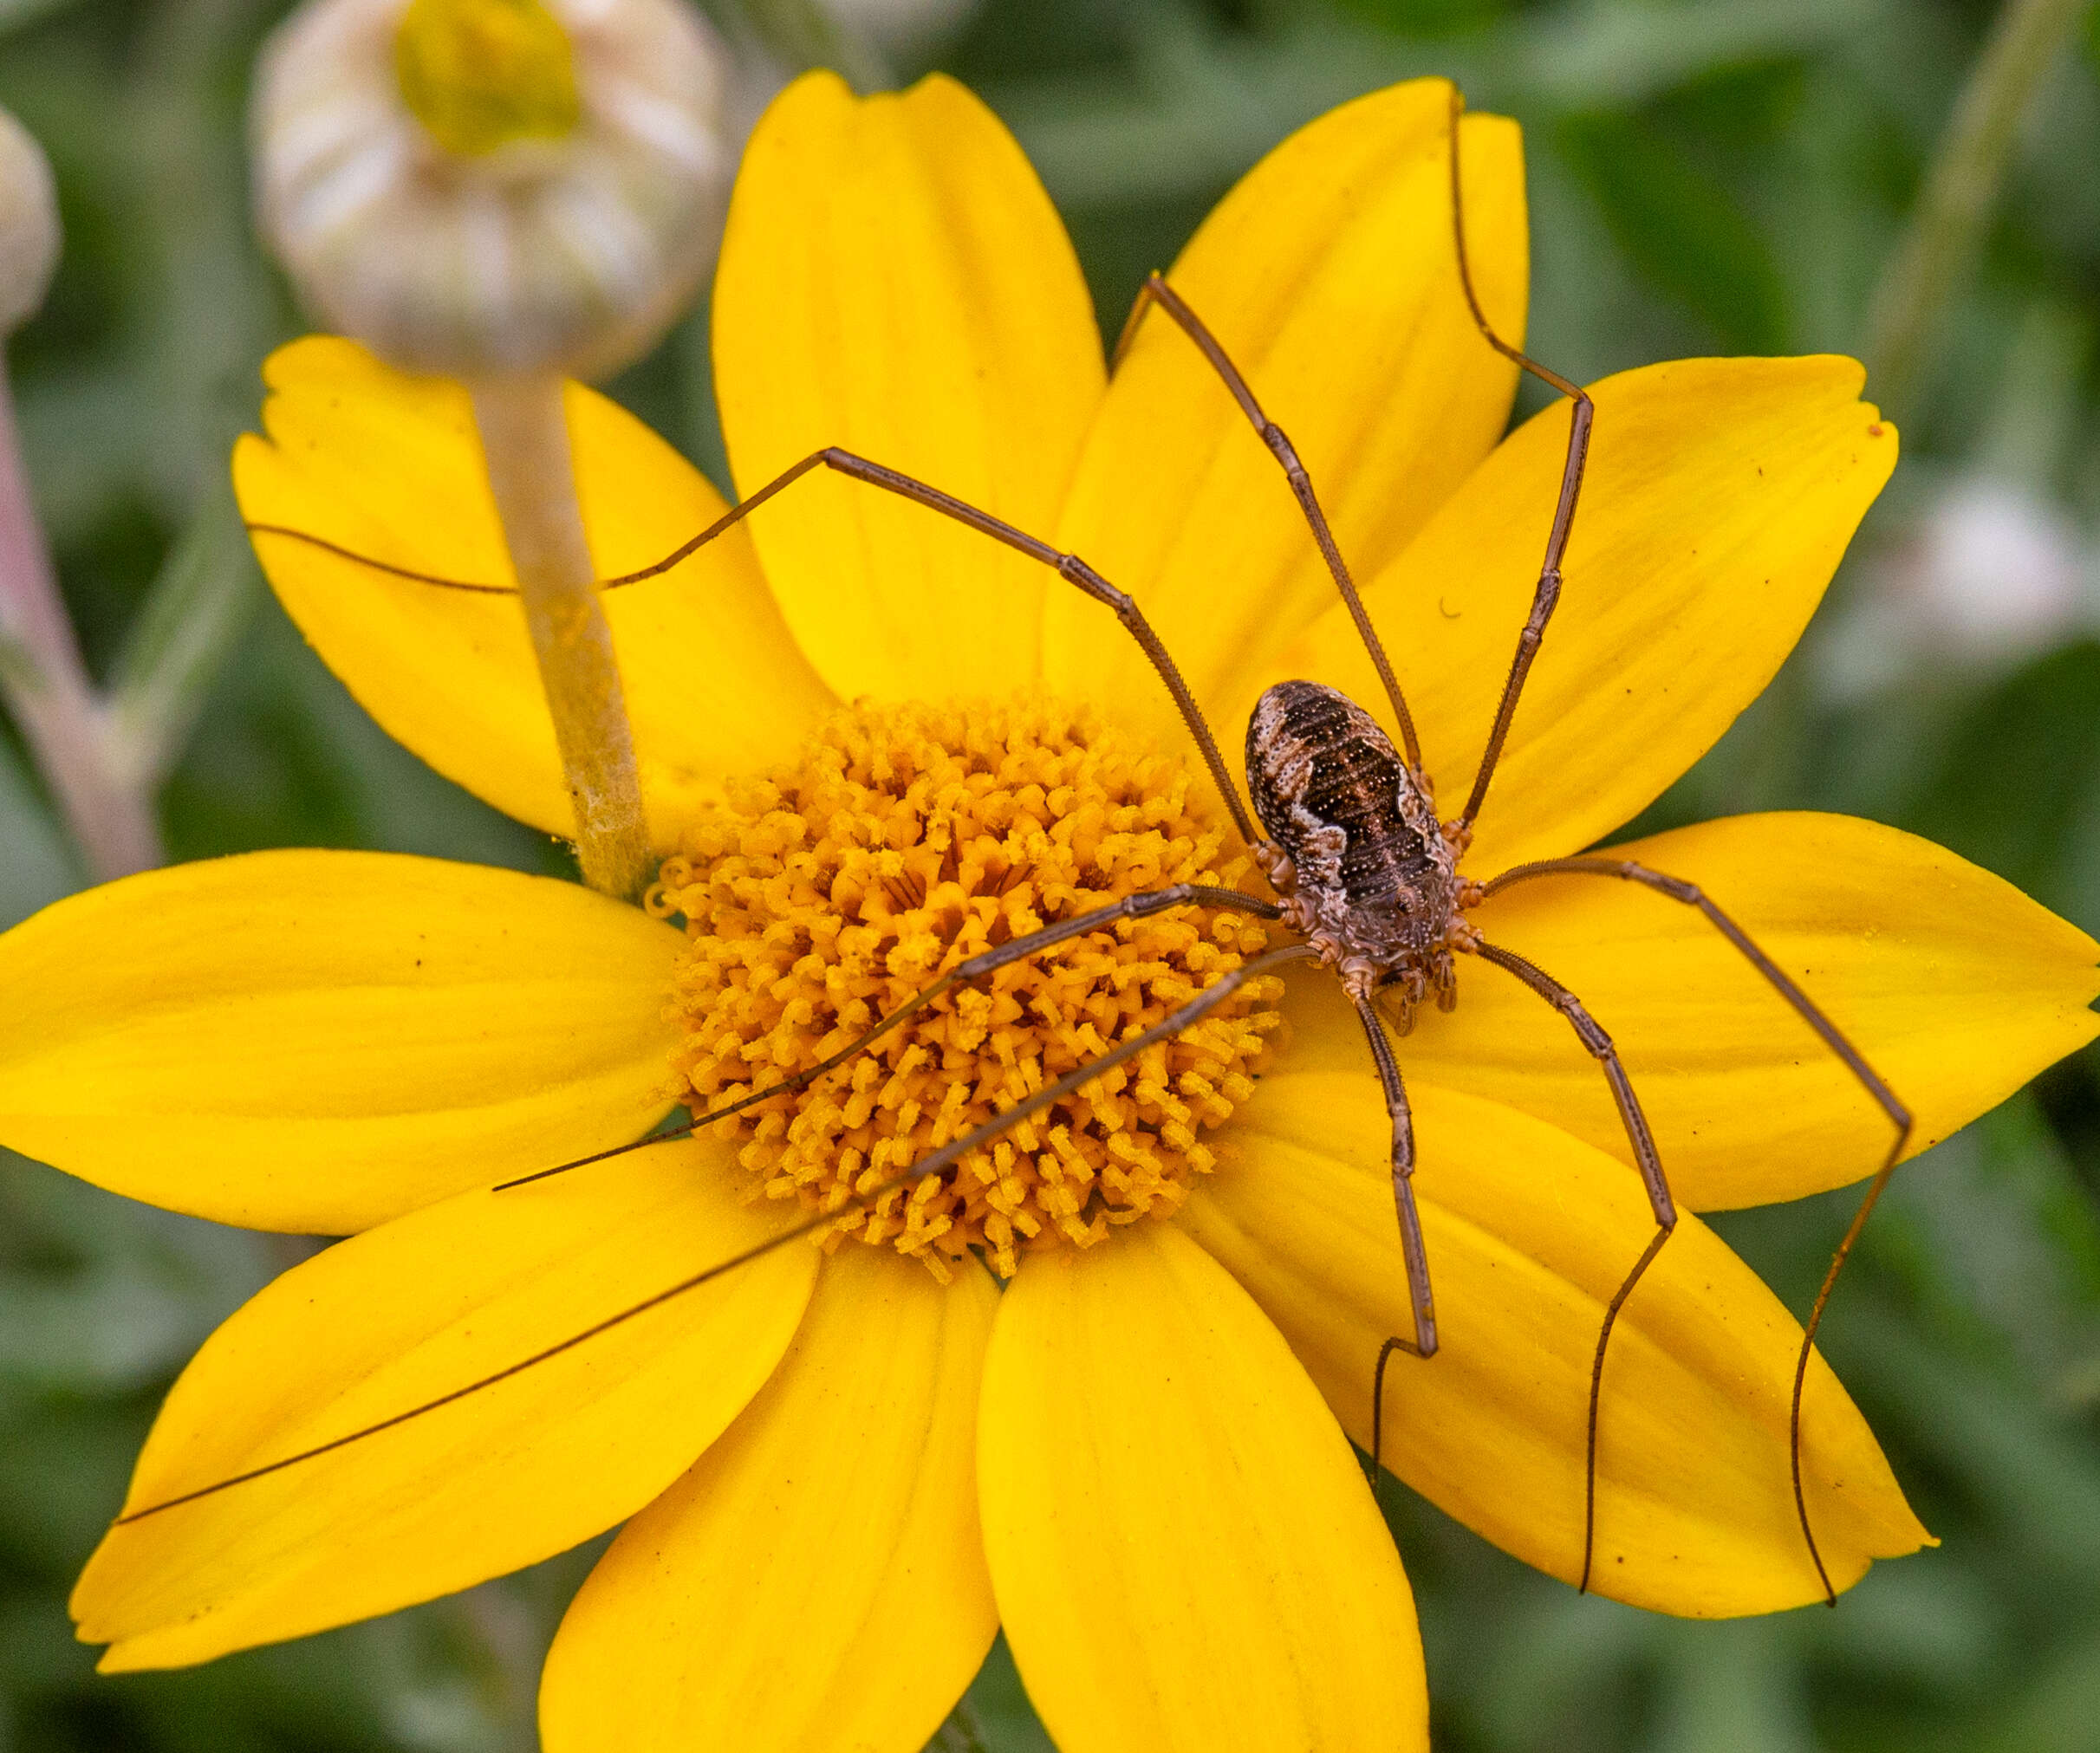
[{"left": 209, "top": 92, "right": 1910, "bottom": 1605}]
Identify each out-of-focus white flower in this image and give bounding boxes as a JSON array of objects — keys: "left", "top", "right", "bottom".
[
  {"left": 1903, "top": 475, "right": 2085, "bottom": 655},
  {"left": 253, "top": 0, "right": 732, "bottom": 380},
  {"left": 0, "top": 105, "right": 59, "bottom": 336},
  {"left": 1818, "top": 473, "right": 2095, "bottom": 700}
]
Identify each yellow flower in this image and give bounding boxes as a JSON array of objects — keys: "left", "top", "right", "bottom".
[{"left": 2, "top": 70, "right": 2096, "bottom": 1752}]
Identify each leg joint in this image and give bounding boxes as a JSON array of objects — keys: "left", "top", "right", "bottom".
[
  {"left": 1614, "top": 859, "right": 1703, "bottom": 905},
  {"left": 1059, "top": 554, "right": 1133, "bottom": 618},
  {"left": 1563, "top": 1003, "right": 1613, "bottom": 1056}
]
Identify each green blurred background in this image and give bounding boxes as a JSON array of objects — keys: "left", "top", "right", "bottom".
[{"left": 6, "top": 0, "right": 2100, "bottom": 1747}]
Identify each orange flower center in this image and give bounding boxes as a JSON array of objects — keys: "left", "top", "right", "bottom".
[{"left": 649, "top": 699, "right": 1280, "bottom": 1278}]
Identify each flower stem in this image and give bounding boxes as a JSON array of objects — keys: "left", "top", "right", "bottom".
[
  {"left": 1864, "top": 0, "right": 2089, "bottom": 421},
  {"left": 108, "top": 484, "right": 263, "bottom": 789},
  {"left": 0, "top": 367, "right": 162, "bottom": 880},
  {"left": 470, "top": 373, "right": 652, "bottom": 899}
]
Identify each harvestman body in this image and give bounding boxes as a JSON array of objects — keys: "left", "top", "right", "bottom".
[{"left": 200, "top": 92, "right": 1913, "bottom": 1607}]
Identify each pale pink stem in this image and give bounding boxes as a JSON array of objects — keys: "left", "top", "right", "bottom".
[{"left": 0, "top": 367, "right": 162, "bottom": 880}]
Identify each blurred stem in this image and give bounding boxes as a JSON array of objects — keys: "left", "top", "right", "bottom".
[
  {"left": 1864, "top": 0, "right": 2090, "bottom": 421},
  {"left": 924, "top": 1701, "right": 991, "bottom": 1753},
  {"left": 471, "top": 374, "right": 652, "bottom": 899},
  {"left": 107, "top": 483, "right": 262, "bottom": 786},
  {"left": 0, "top": 367, "right": 161, "bottom": 879},
  {"left": 720, "top": 0, "right": 889, "bottom": 90}
]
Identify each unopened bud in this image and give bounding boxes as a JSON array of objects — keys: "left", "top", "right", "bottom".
[
  {"left": 0, "top": 106, "right": 60, "bottom": 336},
  {"left": 253, "top": 0, "right": 731, "bottom": 380}
]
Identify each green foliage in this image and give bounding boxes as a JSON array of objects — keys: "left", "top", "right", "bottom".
[{"left": 1555, "top": 107, "right": 1790, "bottom": 353}]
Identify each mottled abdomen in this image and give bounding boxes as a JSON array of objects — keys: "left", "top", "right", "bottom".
[{"left": 1245, "top": 680, "right": 1459, "bottom": 989}]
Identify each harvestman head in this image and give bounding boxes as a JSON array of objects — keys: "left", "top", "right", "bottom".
[{"left": 218, "top": 88, "right": 1910, "bottom": 1608}]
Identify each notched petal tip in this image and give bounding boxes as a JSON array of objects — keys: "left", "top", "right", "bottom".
[
  {"left": 1265, "top": 354, "right": 1900, "bottom": 875},
  {"left": 717, "top": 66, "right": 1104, "bottom": 705},
  {"left": 1059, "top": 77, "right": 1529, "bottom": 749},
  {"left": 1409, "top": 811, "right": 2100, "bottom": 1210},
  {"left": 1185, "top": 1074, "right": 1929, "bottom": 1617}
]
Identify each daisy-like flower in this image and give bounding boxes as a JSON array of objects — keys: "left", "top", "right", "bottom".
[{"left": 3, "top": 72, "right": 2097, "bottom": 1751}]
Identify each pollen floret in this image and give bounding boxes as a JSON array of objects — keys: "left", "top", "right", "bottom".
[{"left": 651, "top": 699, "right": 1280, "bottom": 1278}]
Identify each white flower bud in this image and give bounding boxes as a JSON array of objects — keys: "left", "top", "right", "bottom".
[
  {"left": 253, "top": 0, "right": 732, "bottom": 380},
  {"left": 0, "top": 106, "right": 60, "bottom": 336}
]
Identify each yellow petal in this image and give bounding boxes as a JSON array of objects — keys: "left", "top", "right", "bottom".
[
  {"left": 713, "top": 72, "right": 1105, "bottom": 701},
  {"left": 979, "top": 1223, "right": 1426, "bottom": 1753},
  {"left": 77, "top": 1139, "right": 816, "bottom": 1669},
  {"left": 1181, "top": 1073, "right": 1931, "bottom": 1616},
  {"left": 0, "top": 850, "right": 682, "bottom": 1233},
  {"left": 539, "top": 1245, "right": 998, "bottom": 1753},
  {"left": 1050, "top": 79, "right": 1526, "bottom": 752},
  {"left": 237, "top": 335, "right": 834, "bottom": 847},
  {"left": 1401, "top": 813, "right": 2100, "bottom": 1208},
  {"left": 1251, "top": 357, "right": 1895, "bottom": 873}
]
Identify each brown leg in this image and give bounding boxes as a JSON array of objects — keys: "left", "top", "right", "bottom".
[
  {"left": 1356, "top": 992, "right": 1438, "bottom": 1497},
  {"left": 495, "top": 880, "right": 1282, "bottom": 1193},
  {"left": 1114, "top": 273, "right": 1425, "bottom": 777},
  {"left": 1480, "top": 853, "right": 1914, "bottom": 1604},
  {"left": 1355, "top": 994, "right": 1438, "bottom": 1359},
  {"left": 1443, "top": 88, "right": 1597, "bottom": 845},
  {"left": 116, "top": 940, "right": 1321, "bottom": 1526},
  {"left": 250, "top": 446, "right": 1262, "bottom": 847},
  {"left": 1473, "top": 938, "right": 1676, "bottom": 1594}
]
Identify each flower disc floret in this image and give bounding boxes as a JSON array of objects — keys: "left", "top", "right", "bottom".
[
  {"left": 394, "top": 0, "right": 582, "bottom": 159},
  {"left": 650, "top": 699, "right": 1280, "bottom": 1277}
]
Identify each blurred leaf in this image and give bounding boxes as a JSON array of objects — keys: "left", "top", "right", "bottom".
[
  {"left": 1882, "top": 1094, "right": 2100, "bottom": 1386},
  {"left": 1837, "top": 1303, "right": 2100, "bottom": 1584},
  {"left": 923, "top": 1704, "right": 991, "bottom": 1753},
  {"left": 1901, "top": 640, "right": 2100, "bottom": 936},
  {"left": 0, "top": 735, "right": 75, "bottom": 928},
  {"left": 1336, "top": 0, "right": 1507, "bottom": 40},
  {"left": 1508, "top": 0, "right": 1882, "bottom": 109},
  {"left": 0, "top": 0, "right": 88, "bottom": 39},
  {"left": 0, "top": 1161, "right": 275, "bottom": 1399},
  {"left": 107, "top": 484, "right": 262, "bottom": 786},
  {"left": 1803, "top": 1555, "right": 2000, "bottom": 1695},
  {"left": 1645, "top": 1617, "right": 1817, "bottom": 1753},
  {"left": 950, "top": 1635, "right": 1055, "bottom": 1753},
  {"left": 1472, "top": 1587, "right": 1655, "bottom": 1753},
  {"left": 1972, "top": 1623, "right": 2100, "bottom": 1753},
  {"left": 1556, "top": 107, "right": 1790, "bottom": 350},
  {"left": 161, "top": 604, "right": 555, "bottom": 872}
]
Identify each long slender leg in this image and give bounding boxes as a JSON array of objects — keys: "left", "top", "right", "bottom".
[
  {"left": 1480, "top": 854, "right": 1915, "bottom": 1604},
  {"left": 115, "top": 942, "right": 1317, "bottom": 1526},
  {"left": 1443, "top": 88, "right": 1596, "bottom": 844},
  {"left": 250, "top": 447, "right": 1261, "bottom": 847},
  {"left": 1114, "top": 273, "right": 1425, "bottom": 777},
  {"left": 1473, "top": 938, "right": 1676, "bottom": 1594},
  {"left": 1355, "top": 995, "right": 1438, "bottom": 1358},
  {"left": 494, "top": 880, "right": 1282, "bottom": 1193},
  {"left": 1356, "top": 994, "right": 1438, "bottom": 1501}
]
